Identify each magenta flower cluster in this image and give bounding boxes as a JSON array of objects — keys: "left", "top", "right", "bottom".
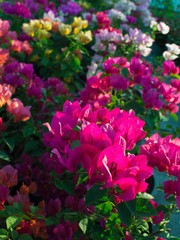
[
  {"left": 43, "top": 100, "right": 152, "bottom": 202},
  {"left": 141, "top": 133, "right": 180, "bottom": 210},
  {"left": 81, "top": 56, "right": 180, "bottom": 113}
]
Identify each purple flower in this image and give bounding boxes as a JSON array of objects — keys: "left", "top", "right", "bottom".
[
  {"left": 58, "top": 1, "right": 82, "bottom": 15},
  {"left": 19, "top": 63, "right": 34, "bottom": 79},
  {"left": 110, "top": 74, "right": 129, "bottom": 91},
  {"left": 53, "top": 221, "right": 73, "bottom": 240},
  {"left": 2, "top": 2, "right": 31, "bottom": 18}
]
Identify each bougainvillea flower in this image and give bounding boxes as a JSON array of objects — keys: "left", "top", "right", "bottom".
[
  {"left": 142, "top": 88, "right": 164, "bottom": 110},
  {"left": 149, "top": 199, "right": 164, "bottom": 224},
  {"left": 176, "top": 196, "right": 180, "bottom": 210},
  {"left": 123, "top": 231, "right": 133, "bottom": 240},
  {"left": 110, "top": 108, "right": 146, "bottom": 150},
  {"left": 0, "top": 18, "right": 9, "bottom": 37},
  {"left": 140, "top": 133, "right": 180, "bottom": 172},
  {"left": 53, "top": 221, "right": 73, "bottom": 240},
  {"left": 6, "top": 98, "right": 31, "bottom": 122},
  {"left": 110, "top": 74, "right": 129, "bottom": 91},
  {"left": 0, "top": 84, "right": 12, "bottom": 107},
  {"left": 130, "top": 57, "right": 145, "bottom": 78},
  {"left": 163, "top": 60, "right": 179, "bottom": 75},
  {"left": 0, "top": 117, "right": 6, "bottom": 133},
  {"left": 0, "top": 48, "right": 9, "bottom": 66},
  {"left": 0, "top": 165, "right": 18, "bottom": 188},
  {"left": 16, "top": 220, "right": 31, "bottom": 236},
  {"left": 89, "top": 145, "right": 153, "bottom": 201},
  {"left": 19, "top": 63, "right": 34, "bottom": 79},
  {"left": 0, "top": 185, "right": 9, "bottom": 204},
  {"left": 46, "top": 198, "right": 61, "bottom": 217},
  {"left": 80, "top": 123, "right": 112, "bottom": 150},
  {"left": 29, "top": 219, "right": 48, "bottom": 239}
]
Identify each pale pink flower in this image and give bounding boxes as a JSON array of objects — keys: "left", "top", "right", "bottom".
[
  {"left": 0, "top": 83, "right": 12, "bottom": 107},
  {"left": 7, "top": 98, "right": 31, "bottom": 122}
]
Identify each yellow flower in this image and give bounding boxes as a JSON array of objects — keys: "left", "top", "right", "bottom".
[
  {"left": 59, "top": 24, "right": 72, "bottom": 36},
  {"left": 82, "top": 20, "right": 88, "bottom": 29},
  {"left": 71, "top": 17, "right": 88, "bottom": 34},
  {"left": 43, "top": 21, "right": 52, "bottom": 31},
  {"left": 45, "top": 49, "right": 53, "bottom": 55},
  {"left": 64, "top": 77, "right": 71, "bottom": 83},
  {"left": 30, "top": 20, "right": 42, "bottom": 29},
  {"left": 73, "top": 27, "right": 81, "bottom": 34},
  {"left": 77, "top": 30, "right": 92, "bottom": 44},
  {"left": 22, "top": 23, "right": 34, "bottom": 37},
  {"left": 30, "top": 55, "right": 39, "bottom": 62},
  {"left": 38, "top": 29, "right": 51, "bottom": 39},
  {"left": 55, "top": 55, "right": 60, "bottom": 61},
  {"left": 71, "top": 17, "right": 82, "bottom": 28},
  {"left": 78, "top": 1, "right": 90, "bottom": 9}
]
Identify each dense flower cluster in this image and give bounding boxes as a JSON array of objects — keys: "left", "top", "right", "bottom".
[
  {"left": 58, "top": 1, "right": 83, "bottom": 16},
  {"left": 1, "top": 2, "right": 31, "bottom": 18},
  {"left": 82, "top": 56, "right": 180, "bottom": 113},
  {"left": 141, "top": 133, "right": 180, "bottom": 210},
  {"left": 0, "top": 18, "right": 32, "bottom": 57},
  {"left": 44, "top": 100, "right": 152, "bottom": 202},
  {"left": 0, "top": 0, "right": 179, "bottom": 239}
]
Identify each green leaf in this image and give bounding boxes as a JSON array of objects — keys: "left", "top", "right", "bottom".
[
  {"left": 24, "top": 141, "right": 37, "bottom": 153},
  {"left": 76, "top": 172, "right": 89, "bottom": 187},
  {"left": 85, "top": 184, "right": 107, "bottom": 207},
  {"left": 74, "top": 81, "right": 84, "bottom": 90},
  {"left": 23, "top": 125, "right": 34, "bottom": 137},
  {"left": 54, "top": 178, "right": 63, "bottom": 190},
  {"left": 0, "top": 151, "right": 10, "bottom": 162},
  {"left": 165, "top": 195, "right": 176, "bottom": 202},
  {"left": 117, "top": 202, "right": 132, "bottom": 227},
  {"left": 126, "top": 198, "right": 136, "bottom": 215},
  {"left": 137, "top": 221, "right": 149, "bottom": 232},
  {"left": 30, "top": 206, "right": 39, "bottom": 214},
  {"left": 136, "top": 198, "right": 158, "bottom": 217},
  {"left": 41, "top": 88, "right": 47, "bottom": 98},
  {"left": 71, "top": 140, "right": 81, "bottom": 150},
  {"left": 1, "top": 205, "right": 25, "bottom": 218},
  {"left": 169, "top": 237, "right": 180, "bottom": 240},
  {"left": 18, "top": 234, "right": 33, "bottom": 240},
  {"left": 72, "top": 125, "right": 81, "bottom": 131},
  {"left": 70, "top": 57, "right": 80, "bottom": 71},
  {"left": 3, "top": 138, "right": 15, "bottom": 152},
  {"left": 171, "top": 74, "right": 180, "bottom": 80},
  {"left": 36, "top": 214, "right": 46, "bottom": 219},
  {"left": 45, "top": 217, "right": 58, "bottom": 226},
  {"left": 62, "top": 180, "right": 74, "bottom": 195},
  {"left": 6, "top": 216, "right": 21, "bottom": 230},
  {"left": 55, "top": 178, "right": 74, "bottom": 195},
  {"left": 121, "top": 68, "right": 129, "bottom": 78},
  {"left": 136, "top": 192, "right": 154, "bottom": 199},
  {"left": 96, "top": 201, "right": 113, "bottom": 214},
  {"left": 11, "top": 229, "right": 19, "bottom": 239},
  {"left": 79, "top": 218, "right": 88, "bottom": 234},
  {"left": 13, "top": 203, "right": 23, "bottom": 210},
  {"left": 156, "top": 185, "right": 164, "bottom": 191},
  {"left": 159, "top": 112, "right": 169, "bottom": 121},
  {"left": 49, "top": 170, "right": 56, "bottom": 177},
  {"left": 41, "top": 38, "right": 48, "bottom": 45},
  {"left": 170, "top": 113, "right": 178, "bottom": 122},
  {"left": 0, "top": 229, "right": 8, "bottom": 239},
  {"left": 41, "top": 58, "right": 49, "bottom": 66}
]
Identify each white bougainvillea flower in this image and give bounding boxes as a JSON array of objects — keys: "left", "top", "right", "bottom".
[
  {"left": 157, "top": 22, "right": 170, "bottom": 34},
  {"left": 163, "top": 51, "right": 178, "bottom": 60},
  {"left": 166, "top": 43, "right": 180, "bottom": 55}
]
